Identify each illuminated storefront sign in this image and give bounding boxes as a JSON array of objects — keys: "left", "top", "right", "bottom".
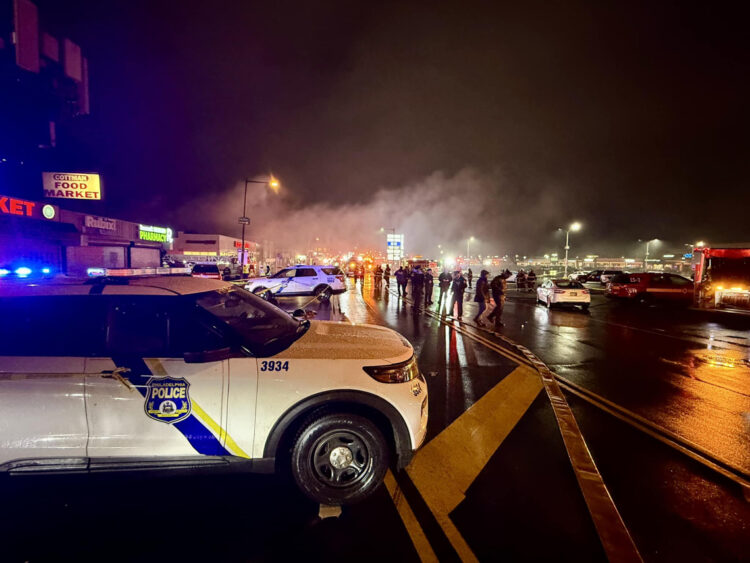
[
  {"left": 85, "top": 215, "right": 116, "bottom": 231},
  {"left": 233, "top": 241, "right": 252, "bottom": 249},
  {"left": 0, "top": 196, "right": 35, "bottom": 216},
  {"left": 42, "top": 172, "right": 102, "bottom": 200},
  {"left": 0, "top": 194, "right": 58, "bottom": 221},
  {"left": 139, "top": 224, "right": 173, "bottom": 243},
  {"left": 387, "top": 234, "right": 404, "bottom": 261}
]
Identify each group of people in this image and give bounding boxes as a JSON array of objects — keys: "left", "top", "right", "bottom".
[{"left": 387, "top": 265, "right": 514, "bottom": 330}]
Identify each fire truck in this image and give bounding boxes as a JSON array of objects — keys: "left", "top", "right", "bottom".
[{"left": 692, "top": 244, "right": 750, "bottom": 310}]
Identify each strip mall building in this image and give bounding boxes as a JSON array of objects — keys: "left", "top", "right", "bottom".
[{"left": 0, "top": 193, "right": 172, "bottom": 276}]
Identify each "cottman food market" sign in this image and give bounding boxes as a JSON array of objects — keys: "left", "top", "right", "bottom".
[{"left": 42, "top": 172, "right": 102, "bottom": 200}]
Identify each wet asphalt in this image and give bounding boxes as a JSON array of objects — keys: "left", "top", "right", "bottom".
[{"left": 1, "top": 276, "right": 748, "bottom": 562}]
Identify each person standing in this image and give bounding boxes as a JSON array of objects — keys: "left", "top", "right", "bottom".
[
  {"left": 410, "top": 265, "right": 425, "bottom": 308},
  {"left": 424, "top": 268, "right": 434, "bottom": 306},
  {"left": 487, "top": 270, "right": 509, "bottom": 329},
  {"left": 527, "top": 269, "right": 537, "bottom": 293},
  {"left": 438, "top": 268, "right": 452, "bottom": 306},
  {"left": 448, "top": 270, "right": 467, "bottom": 319},
  {"left": 473, "top": 270, "right": 490, "bottom": 325},
  {"left": 395, "top": 266, "right": 408, "bottom": 296},
  {"left": 516, "top": 270, "right": 526, "bottom": 291},
  {"left": 467, "top": 268, "right": 473, "bottom": 289},
  {"left": 374, "top": 264, "right": 383, "bottom": 288},
  {"left": 384, "top": 264, "right": 391, "bottom": 287}
]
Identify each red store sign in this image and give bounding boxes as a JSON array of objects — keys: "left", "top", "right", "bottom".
[{"left": 0, "top": 195, "right": 59, "bottom": 221}]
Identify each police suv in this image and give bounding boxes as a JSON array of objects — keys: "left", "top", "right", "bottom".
[
  {"left": 0, "top": 268, "right": 428, "bottom": 505},
  {"left": 244, "top": 265, "right": 346, "bottom": 301}
]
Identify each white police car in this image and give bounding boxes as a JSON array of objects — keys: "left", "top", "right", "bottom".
[
  {"left": 0, "top": 268, "right": 427, "bottom": 505},
  {"left": 245, "top": 265, "right": 346, "bottom": 301}
]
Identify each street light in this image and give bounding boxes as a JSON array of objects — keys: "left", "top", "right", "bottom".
[
  {"left": 562, "top": 222, "right": 581, "bottom": 277},
  {"left": 240, "top": 175, "right": 280, "bottom": 275},
  {"left": 640, "top": 238, "right": 659, "bottom": 270}
]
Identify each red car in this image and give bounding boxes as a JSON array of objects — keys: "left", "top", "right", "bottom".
[{"left": 607, "top": 272, "right": 694, "bottom": 304}]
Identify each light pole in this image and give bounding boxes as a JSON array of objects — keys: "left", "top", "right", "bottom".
[
  {"left": 467, "top": 236, "right": 474, "bottom": 262},
  {"left": 641, "top": 238, "right": 659, "bottom": 270},
  {"left": 562, "top": 222, "right": 581, "bottom": 277},
  {"left": 241, "top": 175, "right": 279, "bottom": 276}
]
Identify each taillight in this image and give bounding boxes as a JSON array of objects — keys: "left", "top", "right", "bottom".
[
  {"left": 582, "top": 289, "right": 590, "bottom": 294},
  {"left": 336, "top": 275, "right": 344, "bottom": 282}
]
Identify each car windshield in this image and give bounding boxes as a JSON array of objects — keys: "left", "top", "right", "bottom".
[
  {"left": 554, "top": 280, "right": 584, "bottom": 289},
  {"left": 192, "top": 286, "right": 306, "bottom": 356},
  {"left": 192, "top": 264, "right": 219, "bottom": 274}
]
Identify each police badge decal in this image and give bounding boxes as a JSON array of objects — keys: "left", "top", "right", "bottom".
[{"left": 145, "top": 377, "right": 192, "bottom": 424}]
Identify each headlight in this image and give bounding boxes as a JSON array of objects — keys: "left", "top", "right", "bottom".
[{"left": 363, "top": 357, "right": 420, "bottom": 383}]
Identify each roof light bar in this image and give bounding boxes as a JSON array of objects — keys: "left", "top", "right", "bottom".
[{"left": 87, "top": 267, "right": 191, "bottom": 277}]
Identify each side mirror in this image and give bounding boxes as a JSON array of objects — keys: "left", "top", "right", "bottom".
[
  {"left": 184, "top": 347, "right": 232, "bottom": 364},
  {"left": 292, "top": 308, "right": 307, "bottom": 319}
]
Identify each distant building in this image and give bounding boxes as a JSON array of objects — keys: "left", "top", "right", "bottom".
[
  {"left": 0, "top": 192, "right": 171, "bottom": 275},
  {"left": 171, "top": 231, "right": 258, "bottom": 269},
  {"left": 1, "top": 0, "right": 93, "bottom": 201}
]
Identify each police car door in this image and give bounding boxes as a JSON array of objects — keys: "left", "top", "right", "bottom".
[
  {"left": 292, "top": 267, "right": 317, "bottom": 294},
  {"left": 0, "top": 295, "right": 101, "bottom": 469},
  {"left": 85, "top": 295, "right": 231, "bottom": 460},
  {"left": 272, "top": 268, "right": 296, "bottom": 296}
]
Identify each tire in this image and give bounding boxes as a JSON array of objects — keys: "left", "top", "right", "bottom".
[
  {"left": 291, "top": 412, "right": 389, "bottom": 505},
  {"left": 315, "top": 285, "right": 333, "bottom": 302},
  {"left": 581, "top": 303, "right": 590, "bottom": 311},
  {"left": 253, "top": 287, "right": 271, "bottom": 301}
]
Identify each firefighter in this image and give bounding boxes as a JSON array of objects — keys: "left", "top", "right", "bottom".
[
  {"left": 374, "top": 264, "right": 383, "bottom": 288},
  {"left": 516, "top": 270, "right": 526, "bottom": 291},
  {"left": 526, "top": 269, "right": 537, "bottom": 292}
]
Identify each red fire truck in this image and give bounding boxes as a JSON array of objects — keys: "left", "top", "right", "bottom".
[{"left": 692, "top": 244, "right": 750, "bottom": 309}]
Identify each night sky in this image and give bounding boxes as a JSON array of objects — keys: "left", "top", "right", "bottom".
[{"left": 36, "top": 0, "right": 750, "bottom": 256}]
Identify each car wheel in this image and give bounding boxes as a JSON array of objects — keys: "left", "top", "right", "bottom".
[
  {"left": 316, "top": 286, "right": 333, "bottom": 302},
  {"left": 581, "top": 303, "right": 590, "bottom": 311},
  {"left": 253, "top": 287, "right": 271, "bottom": 301},
  {"left": 291, "top": 413, "right": 389, "bottom": 505}
]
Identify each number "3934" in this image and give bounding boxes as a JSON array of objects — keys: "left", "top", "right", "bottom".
[{"left": 260, "top": 360, "right": 289, "bottom": 372}]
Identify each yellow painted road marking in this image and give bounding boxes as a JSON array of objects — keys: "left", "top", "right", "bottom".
[
  {"left": 384, "top": 470, "right": 438, "bottom": 562},
  {"left": 406, "top": 365, "right": 543, "bottom": 562},
  {"left": 514, "top": 345, "right": 642, "bottom": 562}
]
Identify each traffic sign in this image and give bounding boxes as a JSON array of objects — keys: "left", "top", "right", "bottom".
[{"left": 238, "top": 217, "right": 250, "bottom": 225}]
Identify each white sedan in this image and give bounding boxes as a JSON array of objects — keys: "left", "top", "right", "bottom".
[{"left": 537, "top": 279, "right": 591, "bottom": 310}]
